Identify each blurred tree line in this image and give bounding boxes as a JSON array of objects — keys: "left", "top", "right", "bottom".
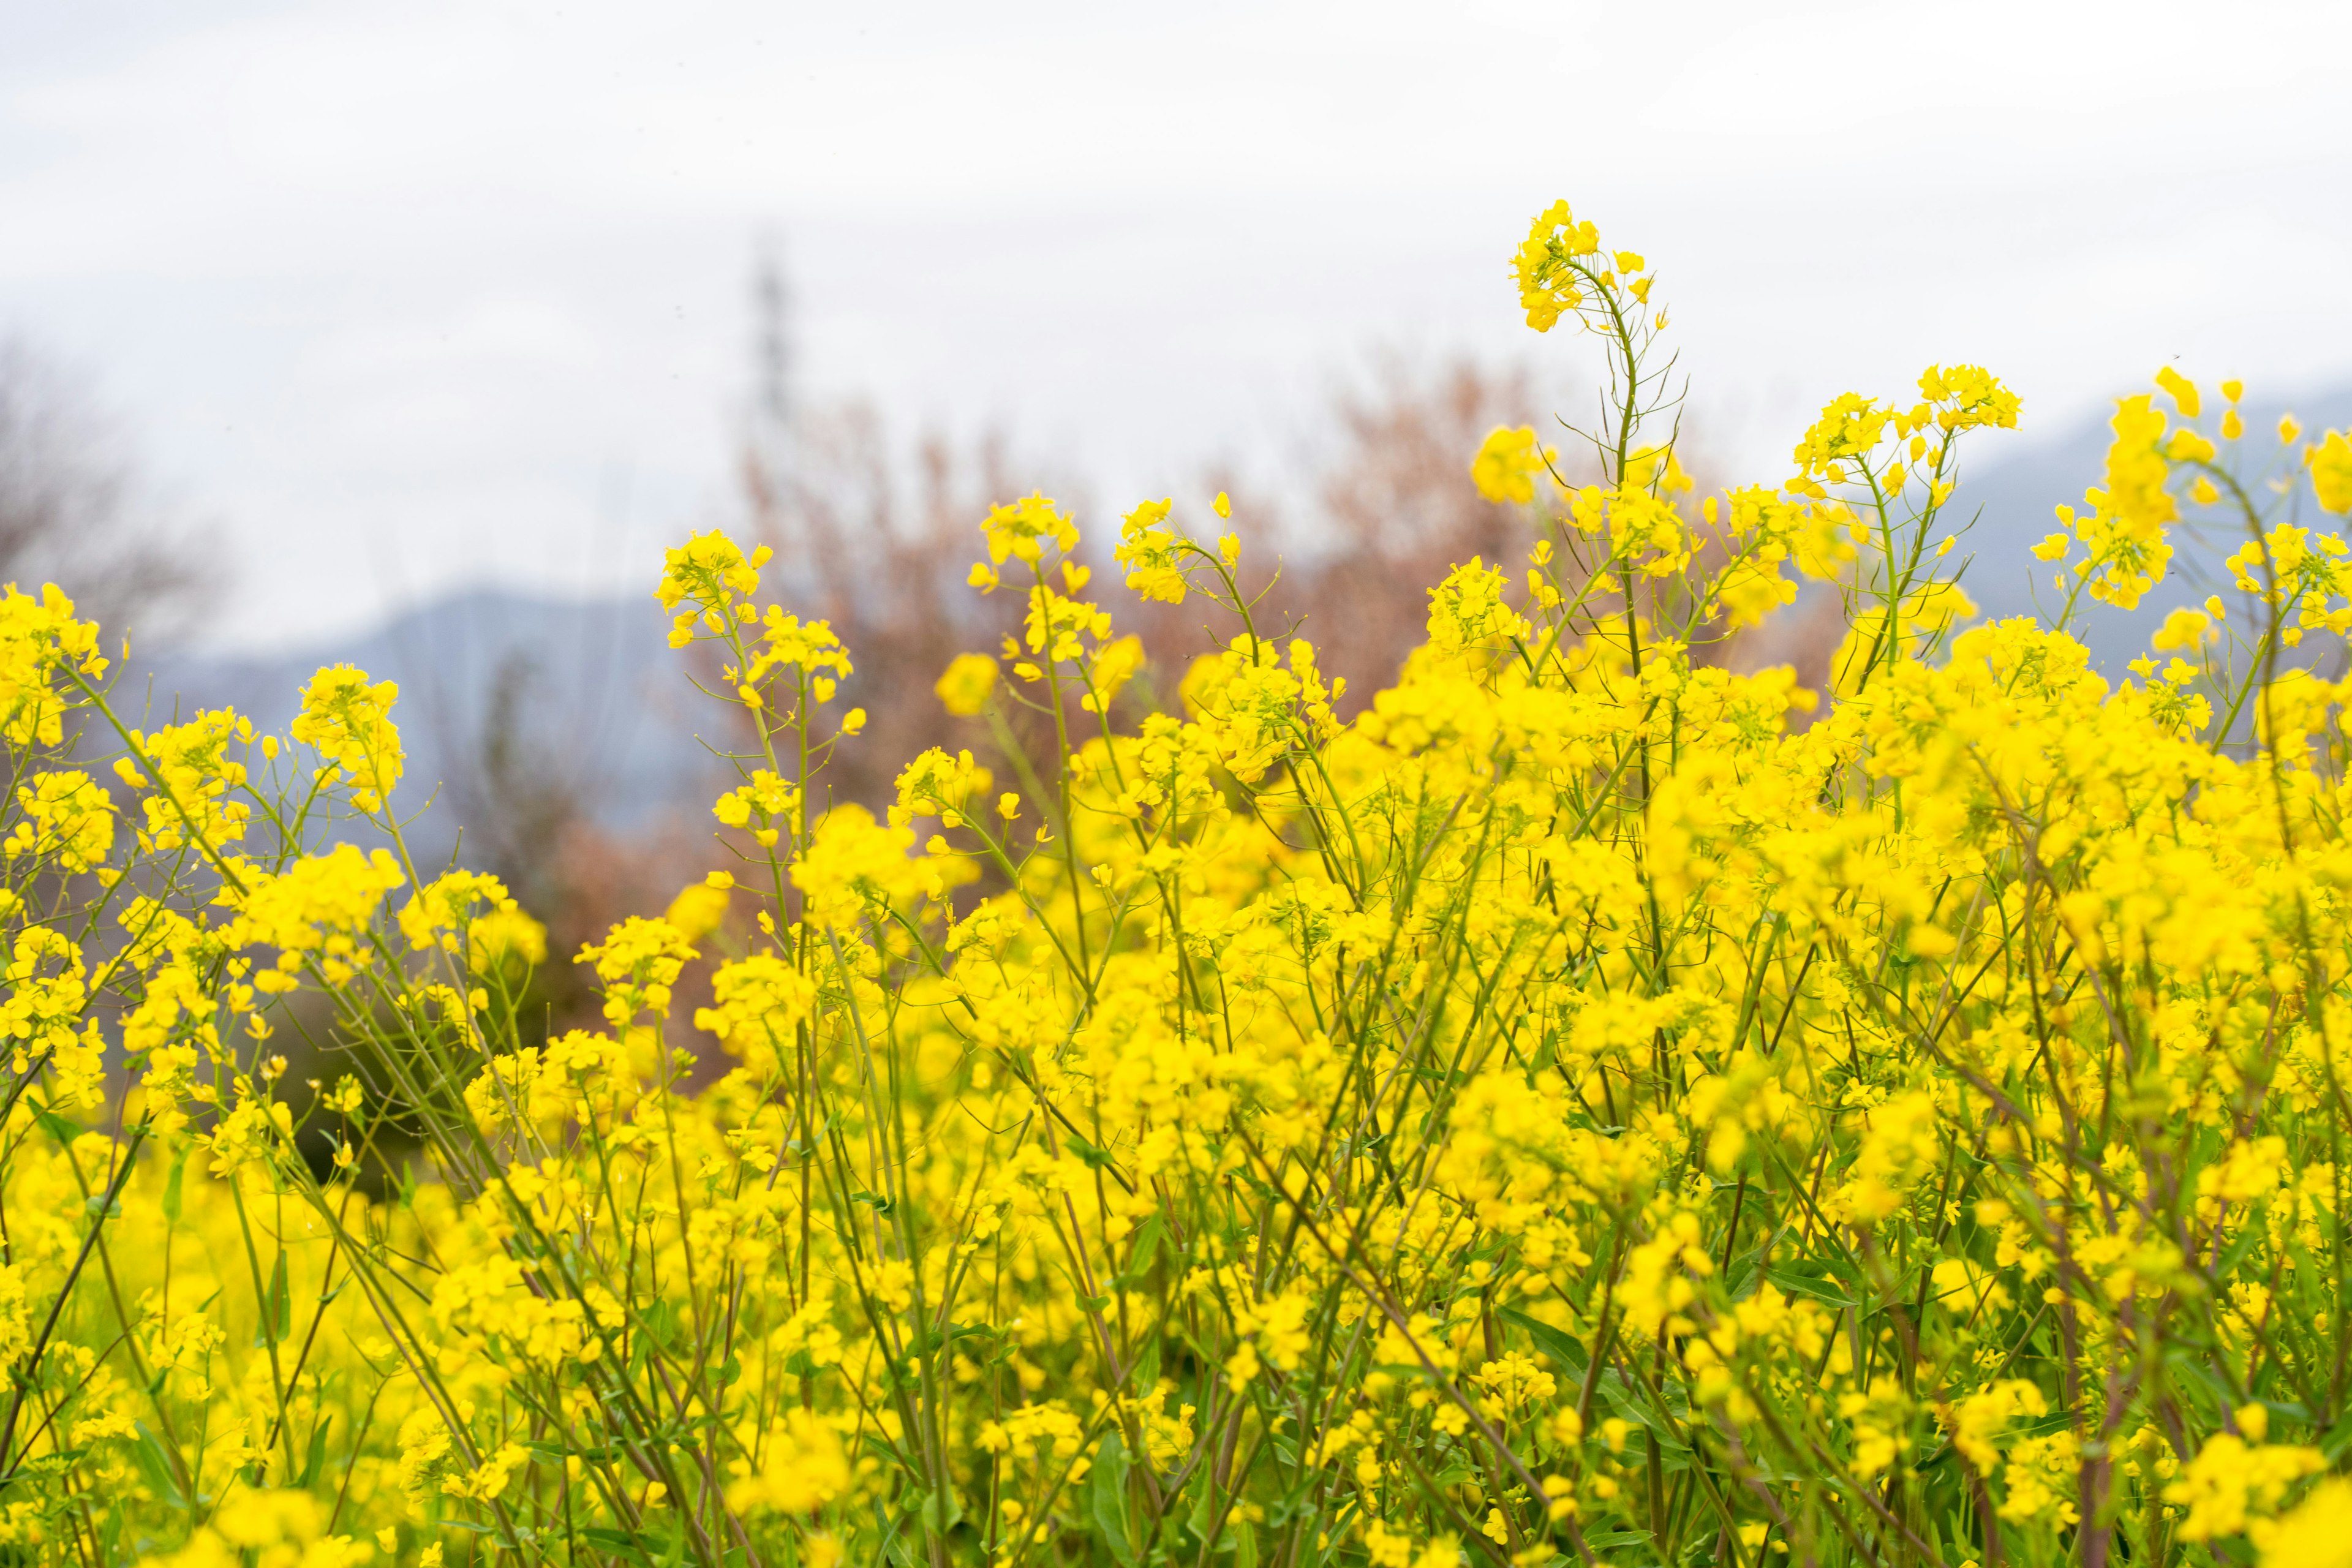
[{"left": 0, "top": 334, "right": 213, "bottom": 642}]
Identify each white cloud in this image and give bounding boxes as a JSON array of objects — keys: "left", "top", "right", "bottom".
[{"left": 0, "top": 0, "right": 2344, "bottom": 647}]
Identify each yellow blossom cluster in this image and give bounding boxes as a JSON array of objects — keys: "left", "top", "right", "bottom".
[{"left": 2, "top": 198, "right": 2352, "bottom": 1568}]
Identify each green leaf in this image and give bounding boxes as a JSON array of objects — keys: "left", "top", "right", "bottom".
[
  {"left": 1090, "top": 1431, "right": 1134, "bottom": 1564},
  {"left": 1498, "top": 1306, "right": 1588, "bottom": 1375},
  {"left": 268, "top": 1253, "right": 292, "bottom": 1343},
  {"left": 642, "top": 1298, "right": 682, "bottom": 1351},
  {"left": 1581, "top": 1528, "right": 1656, "bottom": 1551},
  {"left": 858, "top": 1429, "right": 920, "bottom": 1472},
  {"left": 160, "top": 1144, "right": 189, "bottom": 1225},
  {"left": 908, "top": 1320, "right": 995, "bottom": 1357},
  {"left": 577, "top": 1526, "right": 656, "bottom": 1566},
  {"left": 1765, "top": 1260, "right": 1856, "bottom": 1310},
  {"left": 1234, "top": 1518, "right": 1259, "bottom": 1568},
  {"left": 1588, "top": 1371, "right": 1693, "bottom": 1456},
  {"left": 1722, "top": 1238, "right": 1773, "bottom": 1300},
  {"left": 1120, "top": 1215, "right": 1164, "bottom": 1284},
  {"left": 1185, "top": 1461, "right": 1218, "bottom": 1548},
  {"left": 919, "top": 1487, "right": 965, "bottom": 1538},
  {"left": 875, "top": 1498, "right": 919, "bottom": 1568},
  {"left": 130, "top": 1423, "right": 187, "bottom": 1511},
  {"left": 2211, "top": 1223, "right": 2266, "bottom": 1287},
  {"left": 297, "top": 1417, "right": 331, "bottom": 1489},
  {"left": 2321, "top": 1408, "right": 2352, "bottom": 1463}
]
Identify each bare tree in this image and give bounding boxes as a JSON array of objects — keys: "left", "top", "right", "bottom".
[
  {"left": 0, "top": 334, "right": 216, "bottom": 644},
  {"left": 744, "top": 400, "right": 1079, "bottom": 810},
  {"left": 1277, "top": 354, "right": 1551, "bottom": 705}
]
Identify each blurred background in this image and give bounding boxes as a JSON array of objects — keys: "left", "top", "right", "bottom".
[{"left": 2, "top": 0, "right": 2349, "bottom": 977}]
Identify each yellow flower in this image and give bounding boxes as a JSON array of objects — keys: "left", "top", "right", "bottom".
[
  {"left": 935, "top": 652, "right": 1000, "bottom": 715},
  {"left": 1838, "top": 1090, "right": 1940, "bottom": 1224},
  {"left": 398, "top": 869, "right": 522, "bottom": 957},
  {"left": 120, "top": 708, "right": 254, "bottom": 850},
  {"left": 657, "top": 528, "right": 770, "bottom": 644},
  {"left": 726, "top": 1409, "right": 849, "bottom": 1515},
  {"left": 790, "top": 804, "right": 936, "bottom": 924},
  {"left": 0, "top": 582, "right": 105, "bottom": 748},
  {"left": 979, "top": 491, "right": 1078, "bottom": 566},
  {"left": 290, "top": 664, "right": 405, "bottom": 812},
  {"left": 228, "top": 843, "right": 405, "bottom": 991},
  {"left": 1919, "top": 363, "right": 2021, "bottom": 431},
  {"left": 2155, "top": 365, "right": 2201, "bottom": 417},
  {"left": 1115, "top": 497, "right": 1191, "bottom": 603},
  {"left": 1793, "top": 392, "right": 1891, "bottom": 480},
  {"left": 694, "top": 951, "right": 816, "bottom": 1074},
  {"left": 1470, "top": 425, "right": 1551, "bottom": 504},
  {"left": 4, "top": 771, "right": 114, "bottom": 873},
  {"left": 2150, "top": 606, "right": 2212, "bottom": 652},
  {"left": 2105, "top": 394, "right": 2176, "bottom": 530},
  {"left": 148, "top": 1489, "right": 370, "bottom": 1568},
  {"left": 2310, "top": 429, "right": 2352, "bottom": 515},
  {"left": 1471, "top": 1352, "right": 1557, "bottom": 1417},
  {"left": 2168, "top": 1434, "right": 2324, "bottom": 1541},
  {"left": 1423, "top": 557, "right": 1532, "bottom": 658},
  {"left": 1514, "top": 198, "right": 1604, "bottom": 331},
  {"left": 664, "top": 877, "right": 732, "bottom": 942},
  {"left": 2254, "top": 1478, "right": 2352, "bottom": 1568},
  {"left": 576, "top": 914, "right": 696, "bottom": 1025}
]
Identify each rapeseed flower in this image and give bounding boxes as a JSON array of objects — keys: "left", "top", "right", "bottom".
[{"left": 6, "top": 197, "right": 2352, "bottom": 1568}]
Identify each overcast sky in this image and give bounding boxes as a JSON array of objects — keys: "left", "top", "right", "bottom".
[{"left": 3, "top": 0, "right": 2348, "bottom": 650}]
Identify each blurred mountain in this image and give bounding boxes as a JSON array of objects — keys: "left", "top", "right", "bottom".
[
  {"left": 1945, "top": 381, "right": 2352, "bottom": 674},
  {"left": 130, "top": 589, "right": 728, "bottom": 871}
]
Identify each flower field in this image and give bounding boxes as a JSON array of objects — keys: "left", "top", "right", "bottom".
[{"left": 6, "top": 200, "right": 2352, "bottom": 1568}]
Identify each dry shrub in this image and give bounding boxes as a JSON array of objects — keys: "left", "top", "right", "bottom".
[
  {"left": 0, "top": 333, "right": 215, "bottom": 643},
  {"left": 739, "top": 402, "right": 1077, "bottom": 812},
  {"left": 1271, "top": 355, "right": 1551, "bottom": 705}
]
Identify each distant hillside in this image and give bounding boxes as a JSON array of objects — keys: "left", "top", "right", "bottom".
[
  {"left": 1943, "top": 381, "right": 2352, "bottom": 673},
  {"left": 130, "top": 589, "right": 727, "bottom": 868}
]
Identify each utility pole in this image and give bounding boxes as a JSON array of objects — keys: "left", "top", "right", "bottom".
[
  {"left": 752, "top": 236, "right": 793, "bottom": 467},
  {"left": 744, "top": 234, "right": 796, "bottom": 546}
]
